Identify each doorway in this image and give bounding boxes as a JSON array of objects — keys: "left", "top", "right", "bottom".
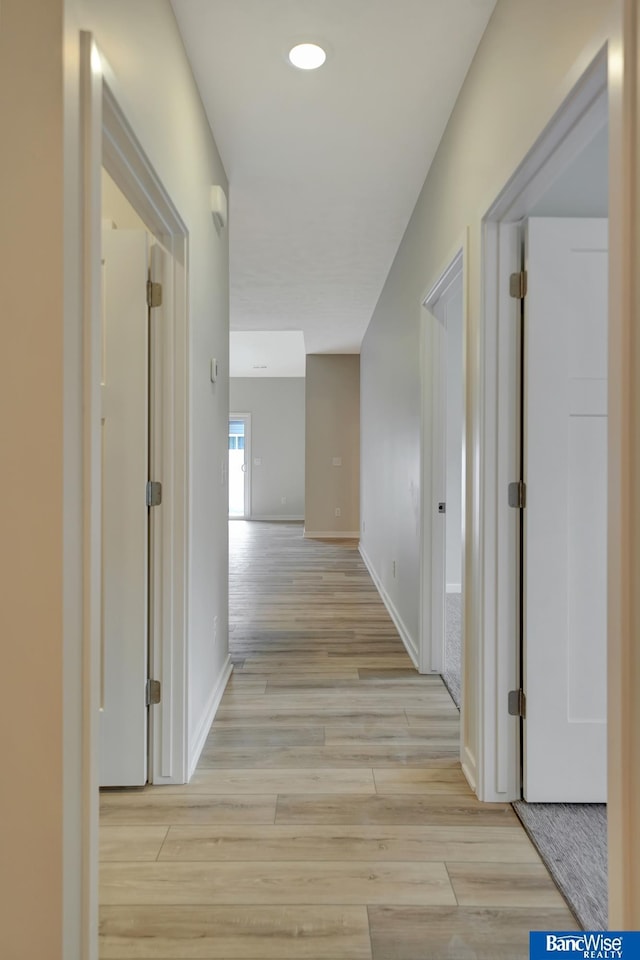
[
  {"left": 422, "top": 254, "right": 465, "bottom": 705},
  {"left": 93, "top": 57, "right": 191, "bottom": 790},
  {"left": 229, "top": 414, "right": 251, "bottom": 519},
  {"left": 485, "top": 105, "right": 609, "bottom": 803},
  {"left": 100, "top": 194, "right": 155, "bottom": 786},
  {"left": 481, "top": 55, "right": 609, "bottom": 928},
  {"left": 513, "top": 208, "right": 609, "bottom": 938},
  {"left": 477, "top": 52, "right": 611, "bottom": 802}
]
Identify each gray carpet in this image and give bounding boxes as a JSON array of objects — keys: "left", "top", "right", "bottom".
[
  {"left": 513, "top": 801, "right": 608, "bottom": 930},
  {"left": 443, "top": 592, "right": 462, "bottom": 709}
]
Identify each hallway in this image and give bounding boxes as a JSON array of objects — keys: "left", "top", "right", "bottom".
[{"left": 99, "top": 522, "right": 577, "bottom": 958}]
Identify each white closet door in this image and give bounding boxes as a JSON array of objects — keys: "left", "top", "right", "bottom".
[
  {"left": 524, "top": 217, "right": 608, "bottom": 802},
  {"left": 100, "top": 227, "right": 149, "bottom": 787}
]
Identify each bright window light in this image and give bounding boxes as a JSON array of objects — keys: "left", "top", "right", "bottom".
[{"left": 288, "top": 43, "right": 327, "bottom": 71}]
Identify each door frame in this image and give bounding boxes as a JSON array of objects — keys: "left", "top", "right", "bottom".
[
  {"left": 228, "top": 412, "right": 252, "bottom": 519},
  {"left": 420, "top": 248, "right": 465, "bottom": 680},
  {"left": 100, "top": 47, "right": 189, "bottom": 789},
  {"left": 79, "top": 34, "right": 191, "bottom": 943},
  {"left": 477, "top": 50, "right": 611, "bottom": 802}
]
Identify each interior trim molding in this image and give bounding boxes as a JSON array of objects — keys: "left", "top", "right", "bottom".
[
  {"left": 359, "top": 543, "right": 420, "bottom": 670},
  {"left": 304, "top": 530, "right": 360, "bottom": 539},
  {"left": 188, "top": 656, "right": 233, "bottom": 780},
  {"left": 251, "top": 515, "right": 305, "bottom": 522}
]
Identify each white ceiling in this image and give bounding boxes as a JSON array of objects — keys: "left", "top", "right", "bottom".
[
  {"left": 171, "top": 0, "right": 497, "bottom": 355},
  {"left": 230, "top": 330, "right": 306, "bottom": 378}
]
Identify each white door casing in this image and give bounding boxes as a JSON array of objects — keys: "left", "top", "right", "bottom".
[
  {"left": 100, "top": 226, "right": 150, "bottom": 787},
  {"left": 523, "top": 217, "right": 608, "bottom": 802},
  {"left": 75, "top": 36, "right": 193, "bottom": 957},
  {"left": 148, "top": 240, "right": 169, "bottom": 782},
  {"left": 477, "top": 58, "right": 608, "bottom": 805}
]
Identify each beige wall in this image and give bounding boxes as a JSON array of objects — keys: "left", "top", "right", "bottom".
[
  {"left": 0, "top": 1, "right": 65, "bottom": 956},
  {"left": 305, "top": 355, "right": 360, "bottom": 536}
]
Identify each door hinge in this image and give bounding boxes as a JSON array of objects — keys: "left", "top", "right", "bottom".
[
  {"left": 508, "top": 688, "right": 526, "bottom": 718},
  {"left": 509, "top": 270, "right": 528, "bottom": 299},
  {"left": 146, "top": 480, "right": 162, "bottom": 507},
  {"left": 508, "top": 480, "right": 526, "bottom": 509},
  {"left": 147, "top": 280, "right": 162, "bottom": 308},
  {"left": 145, "top": 678, "right": 161, "bottom": 706}
]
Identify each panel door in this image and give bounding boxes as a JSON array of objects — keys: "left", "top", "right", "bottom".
[
  {"left": 523, "top": 217, "right": 608, "bottom": 801},
  {"left": 100, "top": 227, "right": 150, "bottom": 787}
]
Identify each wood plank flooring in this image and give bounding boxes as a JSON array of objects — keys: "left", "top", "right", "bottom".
[{"left": 99, "top": 521, "right": 577, "bottom": 959}]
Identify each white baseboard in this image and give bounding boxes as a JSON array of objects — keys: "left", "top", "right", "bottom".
[
  {"left": 462, "top": 742, "right": 478, "bottom": 797},
  {"left": 446, "top": 584, "right": 462, "bottom": 594},
  {"left": 304, "top": 529, "right": 360, "bottom": 539},
  {"left": 359, "top": 543, "right": 419, "bottom": 669},
  {"left": 188, "top": 656, "right": 233, "bottom": 780},
  {"left": 252, "top": 515, "right": 304, "bottom": 522}
]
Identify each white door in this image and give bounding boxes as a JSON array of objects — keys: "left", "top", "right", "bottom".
[
  {"left": 428, "top": 269, "right": 463, "bottom": 679},
  {"left": 523, "top": 217, "right": 608, "bottom": 801},
  {"left": 100, "top": 227, "right": 150, "bottom": 786}
]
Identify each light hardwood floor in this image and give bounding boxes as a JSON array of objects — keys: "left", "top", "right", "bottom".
[{"left": 99, "top": 521, "right": 577, "bottom": 959}]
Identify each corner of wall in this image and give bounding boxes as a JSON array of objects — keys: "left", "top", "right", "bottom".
[
  {"left": 188, "top": 656, "right": 233, "bottom": 780},
  {"left": 359, "top": 542, "right": 419, "bottom": 668}
]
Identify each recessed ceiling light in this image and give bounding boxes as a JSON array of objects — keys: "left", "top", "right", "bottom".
[{"left": 288, "top": 43, "right": 327, "bottom": 71}]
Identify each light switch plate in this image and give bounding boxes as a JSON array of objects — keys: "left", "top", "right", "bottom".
[{"left": 332, "top": 457, "right": 342, "bottom": 466}]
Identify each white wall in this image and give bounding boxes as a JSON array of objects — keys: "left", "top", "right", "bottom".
[
  {"left": 230, "top": 378, "right": 305, "bottom": 519},
  {"left": 445, "top": 282, "right": 463, "bottom": 592},
  {"left": 360, "top": 0, "right": 614, "bottom": 784}
]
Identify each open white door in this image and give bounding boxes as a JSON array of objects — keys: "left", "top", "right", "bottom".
[
  {"left": 100, "top": 227, "right": 150, "bottom": 786},
  {"left": 424, "top": 260, "right": 463, "bottom": 678},
  {"left": 523, "top": 217, "right": 608, "bottom": 801}
]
